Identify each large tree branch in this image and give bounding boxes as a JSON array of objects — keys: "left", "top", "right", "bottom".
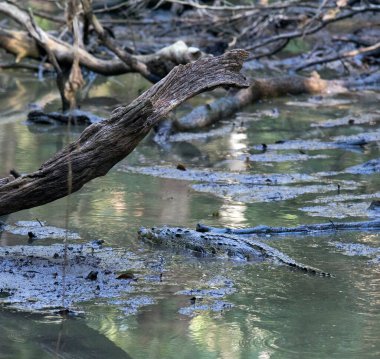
[{"left": 0, "top": 50, "right": 249, "bottom": 216}]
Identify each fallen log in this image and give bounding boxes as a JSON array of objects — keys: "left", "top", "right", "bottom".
[
  {"left": 138, "top": 226, "right": 332, "bottom": 277},
  {"left": 0, "top": 50, "right": 249, "bottom": 216},
  {"left": 196, "top": 219, "right": 380, "bottom": 235},
  {"left": 173, "top": 72, "right": 375, "bottom": 132}
]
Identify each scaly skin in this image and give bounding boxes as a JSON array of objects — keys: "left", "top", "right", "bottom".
[{"left": 138, "top": 226, "right": 332, "bottom": 277}]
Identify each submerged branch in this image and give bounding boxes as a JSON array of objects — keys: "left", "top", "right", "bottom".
[{"left": 196, "top": 219, "right": 380, "bottom": 235}]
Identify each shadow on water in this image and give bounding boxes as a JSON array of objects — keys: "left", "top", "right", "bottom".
[{"left": 0, "top": 310, "right": 132, "bottom": 359}]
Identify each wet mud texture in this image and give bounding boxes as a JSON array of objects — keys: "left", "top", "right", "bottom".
[{"left": 0, "top": 241, "right": 161, "bottom": 313}]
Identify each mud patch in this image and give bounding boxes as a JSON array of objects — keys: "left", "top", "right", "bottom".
[
  {"left": 345, "top": 159, "right": 380, "bottom": 174},
  {"left": 123, "top": 165, "right": 317, "bottom": 185},
  {"left": 300, "top": 193, "right": 380, "bottom": 218},
  {"left": 311, "top": 112, "right": 380, "bottom": 128},
  {"left": 252, "top": 129, "right": 380, "bottom": 151},
  {"left": 123, "top": 166, "right": 358, "bottom": 203},
  {"left": 285, "top": 98, "right": 353, "bottom": 108},
  {"left": 0, "top": 242, "right": 160, "bottom": 313},
  {"left": 330, "top": 241, "right": 380, "bottom": 263},
  {"left": 108, "top": 295, "right": 156, "bottom": 315},
  {"left": 243, "top": 152, "right": 329, "bottom": 163},
  {"left": 307, "top": 193, "right": 380, "bottom": 204},
  {"left": 299, "top": 202, "right": 376, "bottom": 219},
  {"left": 192, "top": 183, "right": 345, "bottom": 203},
  {"left": 2, "top": 221, "right": 81, "bottom": 240},
  {"left": 176, "top": 276, "right": 235, "bottom": 316}
]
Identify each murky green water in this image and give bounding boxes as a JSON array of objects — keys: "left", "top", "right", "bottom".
[{"left": 0, "top": 66, "right": 379, "bottom": 359}]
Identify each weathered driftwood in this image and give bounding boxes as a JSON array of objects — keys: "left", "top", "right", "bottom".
[
  {"left": 0, "top": 2, "right": 201, "bottom": 77},
  {"left": 0, "top": 50, "right": 249, "bottom": 216},
  {"left": 138, "top": 226, "right": 331, "bottom": 277},
  {"left": 173, "top": 73, "right": 365, "bottom": 131},
  {"left": 196, "top": 219, "right": 380, "bottom": 235}
]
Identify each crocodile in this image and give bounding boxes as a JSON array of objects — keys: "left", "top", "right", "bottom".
[{"left": 138, "top": 226, "right": 332, "bottom": 277}]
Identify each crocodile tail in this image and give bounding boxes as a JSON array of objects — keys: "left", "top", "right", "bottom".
[{"left": 281, "top": 260, "right": 333, "bottom": 277}]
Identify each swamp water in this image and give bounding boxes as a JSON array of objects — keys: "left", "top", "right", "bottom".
[{"left": 0, "top": 69, "right": 379, "bottom": 359}]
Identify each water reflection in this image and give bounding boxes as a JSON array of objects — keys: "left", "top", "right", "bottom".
[
  {"left": 219, "top": 202, "right": 247, "bottom": 227},
  {"left": 0, "top": 61, "right": 380, "bottom": 359}
]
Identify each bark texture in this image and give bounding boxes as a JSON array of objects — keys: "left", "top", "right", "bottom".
[{"left": 0, "top": 50, "right": 249, "bottom": 215}]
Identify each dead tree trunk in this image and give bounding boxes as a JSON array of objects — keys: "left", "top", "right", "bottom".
[{"left": 0, "top": 50, "right": 249, "bottom": 216}]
